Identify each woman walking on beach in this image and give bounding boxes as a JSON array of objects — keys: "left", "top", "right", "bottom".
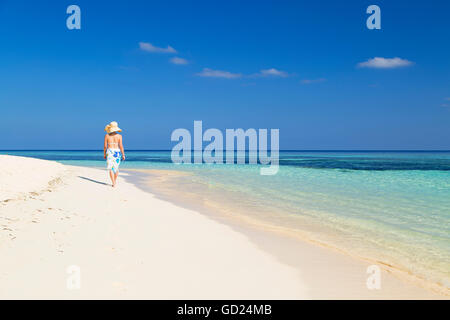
[{"left": 104, "top": 121, "right": 125, "bottom": 187}]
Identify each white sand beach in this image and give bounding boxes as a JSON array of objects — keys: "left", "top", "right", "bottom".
[{"left": 0, "top": 155, "right": 444, "bottom": 299}]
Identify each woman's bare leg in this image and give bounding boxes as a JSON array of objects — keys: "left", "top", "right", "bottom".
[
  {"left": 114, "top": 171, "right": 119, "bottom": 186},
  {"left": 109, "top": 170, "right": 115, "bottom": 187}
]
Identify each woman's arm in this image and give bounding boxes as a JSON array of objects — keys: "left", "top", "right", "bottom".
[
  {"left": 119, "top": 135, "right": 125, "bottom": 160},
  {"left": 103, "top": 134, "right": 108, "bottom": 159}
]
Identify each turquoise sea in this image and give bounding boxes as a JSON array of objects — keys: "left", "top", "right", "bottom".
[{"left": 2, "top": 150, "right": 449, "bottom": 289}]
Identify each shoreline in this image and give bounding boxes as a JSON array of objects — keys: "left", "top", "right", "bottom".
[
  {"left": 0, "top": 155, "right": 307, "bottom": 299},
  {"left": 124, "top": 168, "right": 449, "bottom": 298},
  {"left": 0, "top": 155, "right": 446, "bottom": 299}
]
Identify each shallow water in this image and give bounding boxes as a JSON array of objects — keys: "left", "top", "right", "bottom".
[{"left": 2, "top": 150, "right": 449, "bottom": 289}]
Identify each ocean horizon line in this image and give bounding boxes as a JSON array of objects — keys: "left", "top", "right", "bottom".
[{"left": 1, "top": 149, "right": 450, "bottom": 152}]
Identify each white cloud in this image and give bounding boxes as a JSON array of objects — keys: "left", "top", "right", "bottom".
[
  {"left": 170, "top": 57, "right": 188, "bottom": 65},
  {"left": 196, "top": 68, "right": 242, "bottom": 79},
  {"left": 357, "top": 57, "right": 413, "bottom": 69},
  {"left": 259, "top": 68, "right": 288, "bottom": 77},
  {"left": 139, "top": 42, "right": 177, "bottom": 53},
  {"left": 301, "top": 78, "right": 326, "bottom": 84}
]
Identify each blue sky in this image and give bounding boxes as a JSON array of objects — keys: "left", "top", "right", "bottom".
[{"left": 0, "top": 0, "right": 449, "bottom": 149}]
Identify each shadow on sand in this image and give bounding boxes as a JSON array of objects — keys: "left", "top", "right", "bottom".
[{"left": 78, "top": 176, "right": 109, "bottom": 186}]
